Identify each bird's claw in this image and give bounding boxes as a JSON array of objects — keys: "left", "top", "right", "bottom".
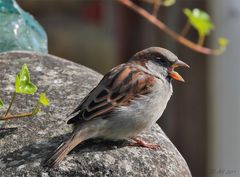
[{"left": 130, "top": 137, "right": 160, "bottom": 149}]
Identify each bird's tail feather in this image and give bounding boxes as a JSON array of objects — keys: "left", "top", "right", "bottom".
[{"left": 44, "top": 131, "right": 85, "bottom": 168}]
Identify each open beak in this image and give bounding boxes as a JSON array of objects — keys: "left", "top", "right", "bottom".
[{"left": 168, "top": 60, "right": 190, "bottom": 82}]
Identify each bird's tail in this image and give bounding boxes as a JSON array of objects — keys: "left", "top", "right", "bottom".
[{"left": 43, "top": 130, "right": 87, "bottom": 168}]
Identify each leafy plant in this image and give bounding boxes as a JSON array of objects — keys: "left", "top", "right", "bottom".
[
  {"left": 141, "top": 0, "right": 176, "bottom": 16},
  {"left": 39, "top": 93, "right": 49, "bottom": 106},
  {"left": 0, "top": 64, "right": 49, "bottom": 121},
  {"left": 141, "top": 0, "right": 175, "bottom": 7},
  {"left": 183, "top": 8, "right": 214, "bottom": 45},
  {"left": 31, "top": 93, "right": 50, "bottom": 116},
  {"left": 15, "top": 64, "right": 37, "bottom": 94},
  {"left": 218, "top": 37, "right": 229, "bottom": 52},
  {"left": 162, "top": 0, "right": 175, "bottom": 7},
  {"left": 118, "top": 0, "right": 229, "bottom": 55},
  {"left": 0, "top": 98, "right": 3, "bottom": 109},
  {"left": 183, "top": 8, "right": 214, "bottom": 36}
]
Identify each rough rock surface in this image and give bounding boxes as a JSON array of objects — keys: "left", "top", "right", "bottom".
[{"left": 0, "top": 51, "right": 192, "bottom": 177}]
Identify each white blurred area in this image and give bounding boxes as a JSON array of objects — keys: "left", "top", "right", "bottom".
[{"left": 209, "top": 0, "right": 240, "bottom": 176}]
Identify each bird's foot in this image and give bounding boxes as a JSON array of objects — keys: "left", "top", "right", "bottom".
[{"left": 130, "top": 137, "right": 160, "bottom": 149}]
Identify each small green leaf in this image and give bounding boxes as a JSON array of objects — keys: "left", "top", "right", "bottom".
[
  {"left": 39, "top": 93, "right": 49, "bottom": 106},
  {"left": 218, "top": 37, "right": 229, "bottom": 48},
  {"left": 32, "top": 107, "right": 40, "bottom": 116},
  {"left": 183, "top": 8, "right": 214, "bottom": 37},
  {"left": 0, "top": 98, "right": 3, "bottom": 108},
  {"left": 162, "top": 0, "right": 175, "bottom": 6},
  {"left": 15, "top": 64, "right": 37, "bottom": 94}
]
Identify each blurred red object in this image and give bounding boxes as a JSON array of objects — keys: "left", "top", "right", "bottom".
[{"left": 80, "top": 1, "right": 102, "bottom": 24}]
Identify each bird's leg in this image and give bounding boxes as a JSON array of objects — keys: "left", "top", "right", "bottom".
[{"left": 130, "top": 137, "right": 160, "bottom": 149}]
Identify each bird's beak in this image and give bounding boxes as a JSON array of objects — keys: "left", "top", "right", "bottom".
[{"left": 168, "top": 60, "right": 190, "bottom": 82}]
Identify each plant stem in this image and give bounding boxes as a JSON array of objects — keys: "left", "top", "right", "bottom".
[
  {"left": 198, "top": 34, "right": 205, "bottom": 46},
  {"left": 117, "top": 0, "right": 224, "bottom": 56},
  {"left": 0, "top": 100, "right": 41, "bottom": 121},
  {"left": 4, "top": 92, "right": 16, "bottom": 116},
  {"left": 152, "top": 1, "right": 161, "bottom": 17},
  {"left": 0, "top": 112, "right": 33, "bottom": 120},
  {"left": 180, "top": 21, "right": 191, "bottom": 36},
  {"left": 32, "top": 101, "right": 40, "bottom": 116}
]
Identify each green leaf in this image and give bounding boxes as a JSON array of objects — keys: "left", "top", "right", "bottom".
[
  {"left": 39, "top": 93, "right": 49, "bottom": 106},
  {"left": 162, "top": 0, "right": 176, "bottom": 6},
  {"left": 32, "top": 107, "right": 40, "bottom": 116},
  {"left": 15, "top": 64, "right": 37, "bottom": 94},
  {"left": 0, "top": 98, "right": 3, "bottom": 108},
  {"left": 183, "top": 8, "right": 214, "bottom": 37},
  {"left": 218, "top": 37, "right": 229, "bottom": 48}
]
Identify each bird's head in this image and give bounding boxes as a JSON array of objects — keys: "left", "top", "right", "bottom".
[{"left": 130, "top": 47, "right": 190, "bottom": 82}]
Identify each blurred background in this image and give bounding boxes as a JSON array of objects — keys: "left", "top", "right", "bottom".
[{"left": 3, "top": 0, "right": 238, "bottom": 176}]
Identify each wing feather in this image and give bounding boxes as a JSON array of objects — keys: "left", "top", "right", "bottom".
[{"left": 67, "top": 63, "right": 156, "bottom": 124}]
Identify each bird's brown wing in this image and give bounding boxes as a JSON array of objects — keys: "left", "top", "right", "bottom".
[{"left": 67, "top": 63, "right": 156, "bottom": 124}]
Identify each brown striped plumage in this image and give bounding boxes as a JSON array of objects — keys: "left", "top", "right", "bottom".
[
  {"left": 67, "top": 63, "right": 156, "bottom": 124},
  {"left": 44, "top": 47, "right": 189, "bottom": 168}
]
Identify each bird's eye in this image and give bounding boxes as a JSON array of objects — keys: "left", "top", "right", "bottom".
[{"left": 156, "top": 57, "right": 167, "bottom": 64}]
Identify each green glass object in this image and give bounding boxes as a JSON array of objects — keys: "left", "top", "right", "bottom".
[{"left": 0, "top": 0, "right": 48, "bottom": 53}]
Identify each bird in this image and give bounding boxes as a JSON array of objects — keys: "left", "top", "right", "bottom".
[{"left": 44, "top": 47, "right": 189, "bottom": 168}]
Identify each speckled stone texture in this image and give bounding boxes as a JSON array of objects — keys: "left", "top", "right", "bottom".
[{"left": 0, "top": 51, "right": 192, "bottom": 177}]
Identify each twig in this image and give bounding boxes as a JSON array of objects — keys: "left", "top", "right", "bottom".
[
  {"left": 117, "top": 0, "right": 223, "bottom": 56},
  {"left": 152, "top": 0, "right": 161, "bottom": 17},
  {"left": 4, "top": 92, "right": 16, "bottom": 116},
  {"left": 180, "top": 21, "right": 191, "bottom": 36},
  {"left": 198, "top": 34, "right": 205, "bottom": 46},
  {"left": 0, "top": 99, "right": 41, "bottom": 121},
  {"left": 1, "top": 112, "right": 33, "bottom": 121}
]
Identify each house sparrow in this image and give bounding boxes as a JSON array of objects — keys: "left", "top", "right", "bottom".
[{"left": 44, "top": 47, "right": 189, "bottom": 168}]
